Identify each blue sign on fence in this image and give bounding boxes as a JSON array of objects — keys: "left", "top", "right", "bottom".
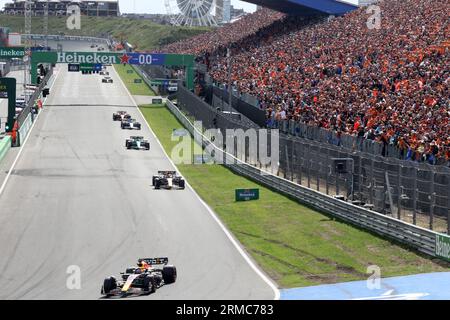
[{"left": 128, "top": 53, "right": 166, "bottom": 66}]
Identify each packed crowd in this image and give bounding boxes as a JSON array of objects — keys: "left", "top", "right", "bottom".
[{"left": 161, "top": 1, "right": 450, "bottom": 165}]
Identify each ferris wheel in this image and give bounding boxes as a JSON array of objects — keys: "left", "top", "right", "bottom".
[{"left": 164, "top": 0, "right": 222, "bottom": 27}]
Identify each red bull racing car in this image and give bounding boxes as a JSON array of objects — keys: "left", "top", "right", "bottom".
[
  {"left": 113, "top": 111, "right": 131, "bottom": 121},
  {"left": 101, "top": 258, "right": 177, "bottom": 298},
  {"left": 152, "top": 171, "right": 185, "bottom": 190}
]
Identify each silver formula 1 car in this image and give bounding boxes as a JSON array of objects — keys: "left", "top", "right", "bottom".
[
  {"left": 121, "top": 118, "right": 141, "bottom": 130},
  {"left": 126, "top": 136, "right": 150, "bottom": 150},
  {"left": 152, "top": 171, "right": 185, "bottom": 190},
  {"left": 101, "top": 258, "right": 177, "bottom": 298}
]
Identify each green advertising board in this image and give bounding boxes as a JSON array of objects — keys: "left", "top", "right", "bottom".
[
  {"left": 30, "top": 51, "right": 195, "bottom": 90},
  {"left": 436, "top": 234, "right": 450, "bottom": 262},
  {"left": 0, "top": 47, "right": 26, "bottom": 58},
  {"left": 0, "top": 77, "right": 17, "bottom": 132},
  {"left": 150, "top": 80, "right": 164, "bottom": 86},
  {"left": 235, "top": 189, "right": 260, "bottom": 202}
]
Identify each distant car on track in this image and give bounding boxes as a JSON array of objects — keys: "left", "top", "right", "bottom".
[
  {"left": 152, "top": 171, "right": 185, "bottom": 190},
  {"left": 113, "top": 111, "right": 131, "bottom": 121},
  {"left": 101, "top": 257, "right": 177, "bottom": 298},
  {"left": 102, "top": 76, "right": 113, "bottom": 83},
  {"left": 121, "top": 119, "right": 141, "bottom": 130},
  {"left": 100, "top": 70, "right": 109, "bottom": 76},
  {"left": 126, "top": 136, "right": 150, "bottom": 150}
]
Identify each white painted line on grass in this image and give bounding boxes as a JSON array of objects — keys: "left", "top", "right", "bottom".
[{"left": 114, "top": 66, "right": 280, "bottom": 300}]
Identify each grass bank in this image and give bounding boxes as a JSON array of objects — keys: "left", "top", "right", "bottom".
[
  {"left": 0, "top": 15, "right": 211, "bottom": 51},
  {"left": 114, "top": 64, "right": 156, "bottom": 96}
]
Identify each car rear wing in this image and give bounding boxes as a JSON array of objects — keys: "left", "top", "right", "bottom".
[
  {"left": 130, "top": 136, "right": 144, "bottom": 140},
  {"left": 138, "top": 257, "right": 169, "bottom": 265},
  {"left": 158, "top": 171, "right": 177, "bottom": 176}
]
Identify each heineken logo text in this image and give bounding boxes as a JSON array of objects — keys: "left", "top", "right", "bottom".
[
  {"left": 0, "top": 48, "right": 25, "bottom": 57},
  {"left": 57, "top": 52, "right": 117, "bottom": 65}
]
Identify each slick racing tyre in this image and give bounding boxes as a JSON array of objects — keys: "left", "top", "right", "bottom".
[
  {"left": 152, "top": 176, "right": 157, "bottom": 186},
  {"left": 162, "top": 265, "right": 177, "bottom": 284},
  {"left": 143, "top": 275, "right": 156, "bottom": 294},
  {"left": 179, "top": 179, "right": 185, "bottom": 189},
  {"left": 155, "top": 179, "right": 161, "bottom": 189},
  {"left": 102, "top": 277, "right": 117, "bottom": 295}
]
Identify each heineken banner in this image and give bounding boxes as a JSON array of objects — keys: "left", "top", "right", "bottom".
[
  {"left": 436, "top": 234, "right": 450, "bottom": 262},
  {"left": 0, "top": 47, "right": 26, "bottom": 58},
  {"left": 30, "top": 51, "right": 195, "bottom": 89}
]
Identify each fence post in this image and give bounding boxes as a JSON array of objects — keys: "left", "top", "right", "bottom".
[
  {"left": 308, "top": 158, "right": 312, "bottom": 189},
  {"left": 448, "top": 175, "right": 450, "bottom": 235},
  {"left": 317, "top": 161, "right": 320, "bottom": 192},
  {"left": 297, "top": 148, "right": 302, "bottom": 185},
  {"left": 413, "top": 167, "right": 417, "bottom": 225},
  {"left": 336, "top": 172, "right": 340, "bottom": 196},
  {"left": 307, "top": 144, "right": 311, "bottom": 188},
  {"left": 284, "top": 145, "right": 289, "bottom": 180},
  {"left": 430, "top": 172, "right": 435, "bottom": 230},
  {"left": 358, "top": 156, "right": 363, "bottom": 201},
  {"left": 370, "top": 158, "right": 375, "bottom": 205},
  {"left": 326, "top": 164, "right": 330, "bottom": 195},
  {"left": 397, "top": 166, "right": 402, "bottom": 220}
]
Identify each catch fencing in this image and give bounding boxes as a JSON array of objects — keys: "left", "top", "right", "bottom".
[
  {"left": 176, "top": 84, "right": 450, "bottom": 234},
  {"left": 166, "top": 95, "right": 449, "bottom": 261}
]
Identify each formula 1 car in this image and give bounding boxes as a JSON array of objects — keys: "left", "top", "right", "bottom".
[
  {"left": 101, "top": 258, "right": 177, "bottom": 298},
  {"left": 126, "top": 136, "right": 150, "bottom": 150},
  {"left": 113, "top": 111, "right": 131, "bottom": 121},
  {"left": 100, "top": 70, "right": 109, "bottom": 76},
  {"left": 152, "top": 171, "right": 185, "bottom": 190},
  {"left": 121, "top": 119, "right": 141, "bottom": 130},
  {"left": 102, "top": 76, "right": 113, "bottom": 83}
]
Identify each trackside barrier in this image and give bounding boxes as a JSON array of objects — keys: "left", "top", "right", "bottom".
[
  {"left": 17, "top": 113, "right": 32, "bottom": 147},
  {"left": 164, "top": 99, "right": 447, "bottom": 261},
  {"left": 22, "top": 34, "right": 108, "bottom": 44},
  {"left": 0, "top": 136, "right": 11, "bottom": 163}
]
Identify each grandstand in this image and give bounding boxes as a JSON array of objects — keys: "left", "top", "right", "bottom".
[{"left": 162, "top": 0, "right": 450, "bottom": 166}]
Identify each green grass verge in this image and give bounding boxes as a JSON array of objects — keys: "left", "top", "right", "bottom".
[
  {"left": 1, "top": 15, "right": 211, "bottom": 51},
  {"left": 116, "top": 71, "right": 449, "bottom": 288},
  {"left": 114, "top": 64, "right": 156, "bottom": 96}
]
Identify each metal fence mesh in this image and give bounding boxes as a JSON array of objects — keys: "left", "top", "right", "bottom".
[{"left": 176, "top": 83, "right": 450, "bottom": 234}]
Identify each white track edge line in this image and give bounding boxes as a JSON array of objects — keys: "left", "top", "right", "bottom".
[
  {"left": 0, "top": 68, "right": 61, "bottom": 197},
  {"left": 114, "top": 66, "right": 281, "bottom": 300}
]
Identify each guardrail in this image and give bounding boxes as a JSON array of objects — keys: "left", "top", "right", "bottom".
[
  {"left": 0, "top": 136, "right": 11, "bottom": 163},
  {"left": 164, "top": 98, "right": 448, "bottom": 261}
]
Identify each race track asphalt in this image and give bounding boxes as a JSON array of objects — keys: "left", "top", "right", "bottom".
[{"left": 0, "top": 64, "right": 276, "bottom": 300}]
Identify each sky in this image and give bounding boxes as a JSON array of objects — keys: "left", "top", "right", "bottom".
[{"left": 0, "top": 0, "right": 259, "bottom": 14}]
